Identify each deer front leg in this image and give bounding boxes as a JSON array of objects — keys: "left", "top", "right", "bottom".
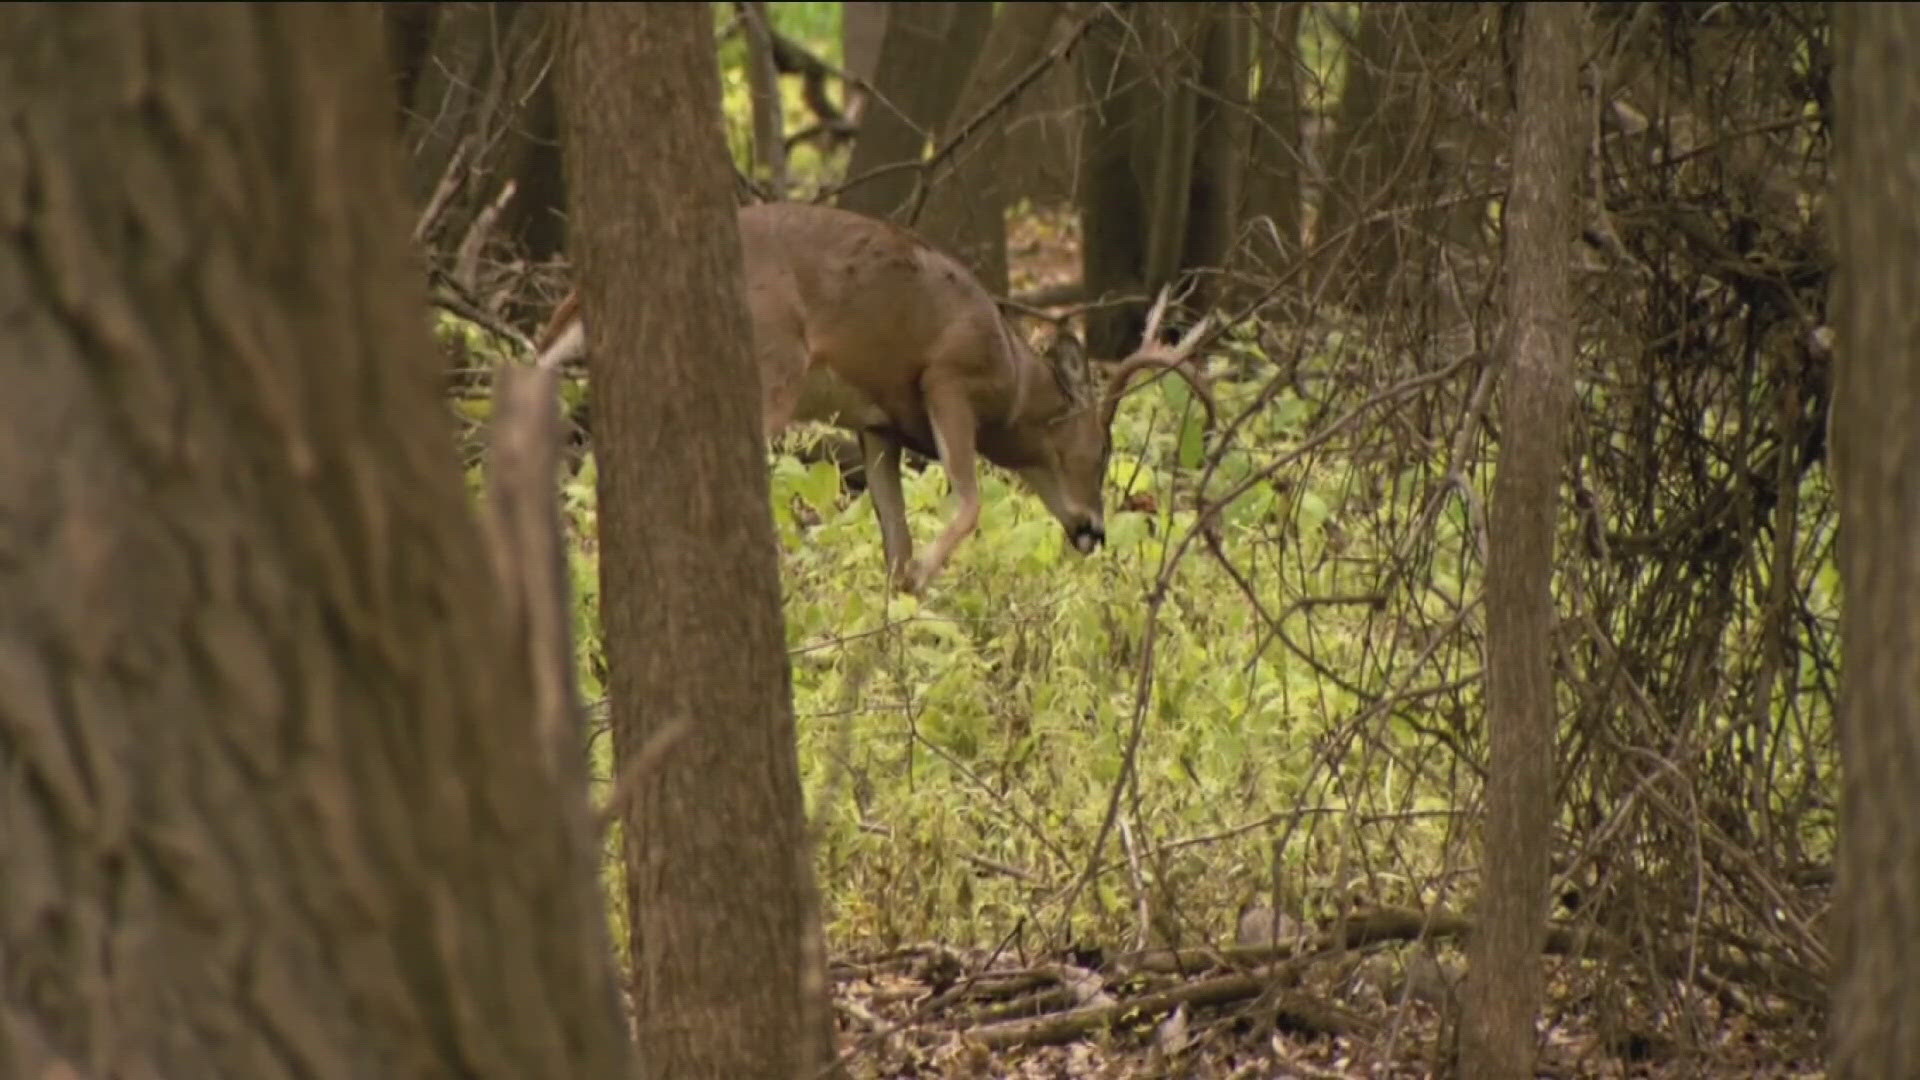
[
  {"left": 908, "top": 380, "right": 982, "bottom": 595},
  {"left": 858, "top": 430, "right": 914, "bottom": 590}
]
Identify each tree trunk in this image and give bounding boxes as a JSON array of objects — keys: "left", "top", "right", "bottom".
[
  {"left": 739, "top": 0, "right": 789, "bottom": 192},
  {"left": 999, "top": 15, "right": 1084, "bottom": 211},
  {"left": 383, "top": 0, "right": 442, "bottom": 125},
  {"left": 1313, "top": 2, "right": 1472, "bottom": 312},
  {"left": 1077, "top": 2, "right": 1241, "bottom": 351},
  {"left": 1185, "top": 3, "right": 1248, "bottom": 309},
  {"left": 1140, "top": 4, "right": 1203, "bottom": 298},
  {"left": 842, "top": 0, "right": 889, "bottom": 122},
  {"left": 0, "top": 5, "right": 632, "bottom": 1078},
  {"left": 1242, "top": 2, "right": 1305, "bottom": 268},
  {"left": 1457, "top": 5, "right": 1581, "bottom": 1079},
  {"left": 838, "top": 2, "right": 989, "bottom": 222},
  {"left": 403, "top": 2, "right": 568, "bottom": 275},
  {"left": 918, "top": 1, "right": 1066, "bottom": 295},
  {"left": 559, "top": 4, "right": 836, "bottom": 1076},
  {"left": 1829, "top": 5, "right": 1920, "bottom": 1074},
  {"left": 1077, "top": 1, "right": 1150, "bottom": 357}
]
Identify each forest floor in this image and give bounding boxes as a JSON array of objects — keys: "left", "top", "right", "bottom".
[{"left": 825, "top": 937, "right": 1827, "bottom": 1078}]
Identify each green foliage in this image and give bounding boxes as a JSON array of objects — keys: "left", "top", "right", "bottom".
[
  {"left": 477, "top": 297, "right": 1835, "bottom": 965},
  {"left": 505, "top": 318, "right": 1470, "bottom": 952},
  {"left": 763, "top": 357, "right": 1439, "bottom": 949}
]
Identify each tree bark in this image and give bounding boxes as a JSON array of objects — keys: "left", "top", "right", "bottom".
[
  {"left": 998, "top": 15, "right": 1083, "bottom": 211},
  {"left": 1313, "top": 2, "right": 1475, "bottom": 312},
  {"left": 838, "top": 2, "right": 988, "bottom": 223},
  {"left": 844, "top": 0, "right": 887, "bottom": 125},
  {"left": 1457, "top": 5, "right": 1581, "bottom": 1079},
  {"left": 383, "top": 0, "right": 442, "bottom": 125},
  {"left": 739, "top": 0, "right": 789, "bottom": 192},
  {"left": 1242, "top": 2, "right": 1305, "bottom": 268},
  {"left": 918, "top": 1, "right": 1066, "bottom": 295},
  {"left": 1185, "top": 3, "right": 1248, "bottom": 309},
  {"left": 1077, "top": 1, "right": 1150, "bottom": 357},
  {"left": 0, "top": 5, "right": 632, "bottom": 1077},
  {"left": 403, "top": 2, "right": 568, "bottom": 273},
  {"left": 559, "top": 4, "right": 835, "bottom": 1076},
  {"left": 1140, "top": 4, "right": 1203, "bottom": 297},
  {"left": 1829, "top": 5, "right": 1920, "bottom": 1075}
]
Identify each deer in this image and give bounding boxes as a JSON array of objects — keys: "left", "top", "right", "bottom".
[{"left": 536, "top": 201, "right": 1212, "bottom": 595}]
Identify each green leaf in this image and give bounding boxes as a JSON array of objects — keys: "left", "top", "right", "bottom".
[
  {"left": 1162, "top": 380, "right": 1208, "bottom": 468},
  {"left": 1295, "top": 489, "right": 1330, "bottom": 533},
  {"left": 799, "top": 459, "right": 842, "bottom": 515},
  {"left": 1227, "top": 481, "right": 1278, "bottom": 526},
  {"left": 1107, "top": 512, "right": 1151, "bottom": 552},
  {"left": 1004, "top": 518, "right": 1052, "bottom": 563}
]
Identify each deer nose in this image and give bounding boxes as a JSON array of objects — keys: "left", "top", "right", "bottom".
[{"left": 1070, "top": 519, "right": 1105, "bottom": 554}]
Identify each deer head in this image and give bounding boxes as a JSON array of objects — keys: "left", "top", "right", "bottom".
[{"left": 1008, "top": 288, "right": 1216, "bottom": 557}]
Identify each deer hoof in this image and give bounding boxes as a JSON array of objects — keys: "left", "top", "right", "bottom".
[
  {"left": 891, "top": 564, "right": 922, "bottom": 595},
  {"left": 902, "top": 560, "right": 940, "bottom": 596}
]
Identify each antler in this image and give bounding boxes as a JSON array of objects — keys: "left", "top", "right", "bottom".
[
  {"left": 533, "top": 287, "right": 587, "bottom": 372},
  {"left": 1099, "top": 285, "right": 1216, "bottom": 430}
]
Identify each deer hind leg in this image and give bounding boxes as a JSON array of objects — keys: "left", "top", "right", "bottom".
[
  {"left": 858, "top": 430, "right": 914, "bottom": 588},
  {"left": 908, "top": 379, "right": 982, "bottom": 595}
]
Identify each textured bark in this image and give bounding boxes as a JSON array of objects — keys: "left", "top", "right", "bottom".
[
  {"left": 383, "top": 0, "right": 441, "bottom": 123},
  {"left": 739, "top": 0, "right": 788, "bottom": 191},
  {"left": 1140, "top": 4, "right": 1203, "bottom": 296},
  {"left": 843, "top": 1, "right": 888, "bottom": 85},
  {"left": 1457, "top": 5, "right": 1581, "bottom": 1079},
  {"left": 1829, "top": 5, "right": 1920, "bottom": 1075},
  {"left": 999, "top": 17, "right": 1083, "bottom": 211},
  {"left": 838, "top": 2, "right": 988, "bottom": 222},
  {"left": 560, "top": 4, "right": 835, "bottom": 1076},
  {"left": 1185, "top": 3, "right": 1248, "bottom": 309},
  {"left": 919, "top": 1, "right": 1066, "bottom": 295},
  {"left": 1243, "top": 2, "right": 1305, "bottom": 266},
  {"left": 0, "top": 5, "right": 632, "bottom": 1078},
  {"left": 1076, "top": 1, "right": 1150, "bottom": 357},
  {"left": 403, "top": 2, "right": 567, "bottom": 267},
  {"left": 1314, "top": 2, "right": 1474, "bottom": 311},
  {"left": 1077, "top": 2, "right": 1243, "bottom": 351}
]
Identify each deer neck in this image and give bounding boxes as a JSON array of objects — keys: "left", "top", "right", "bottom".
[{"left": 979, "top": 340, "right": 1077, "bottom": 470}]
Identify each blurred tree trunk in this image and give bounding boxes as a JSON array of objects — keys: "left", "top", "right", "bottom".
[
  {"left": 1314, "top": 2, "right": 1477, "bottom": 313},
  {"left": 1458, "top": 4, "right": 1580, "bottom": 1079},
  {"left": 1185, "top": 2, "right": 1248, "bottom": 309},
  {"left": 838, "top": 2, "right": 989, "bottom": 221},
  {"left": 739, "top": 0, "right": 788, "bottom": 191},
  {"left": 1078, "top": 2, "right": 1241, "bottom": 354},
  {"left": 1077, "top": 0, "right": 1151, "bottom": 356},
  {"left": 919, "top": 1, "right": 1066, "bottom": 295},
  {"left": 0, "top": 5, "right": 632, "bottom": 1077},
  {"left": 999, "top": 18, "right": 1084, "bottom": 213},
  {"left": 1139, "top": 4, "right": 1203, "bottom": 300},
  {"left": 402, "top": 2, "right": 567, "bottom": 280},
  {"left": 559, "top": 3, "right": 837, "bottom": 1076},
  {"left": 383, "top": 0, "right": 440, "bottom": 125},
  {"left": 1830, "top": 4, "right": 1920, "bottom": 1074},
  {"left": 1242, "top": 2, "right": 1305, "bottom": 269},
  {"left": 1314, "top": 1, "right": 1403, "bottom": 305},
  {"left": 842, "top": 0, "right": 888, "bottom": 118}
]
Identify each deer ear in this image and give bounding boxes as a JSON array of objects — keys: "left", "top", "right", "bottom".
[{"left": 1045, "top": 330, "right": 1090, "bottom": 397}]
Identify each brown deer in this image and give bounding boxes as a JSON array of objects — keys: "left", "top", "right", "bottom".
[{"left": 537, "top": 201, "right": 1211, "bottom": 595}]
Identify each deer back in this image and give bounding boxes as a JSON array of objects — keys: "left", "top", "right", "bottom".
[{"left": 739, "top": 202, "right": 1057, "bottom": 455}]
